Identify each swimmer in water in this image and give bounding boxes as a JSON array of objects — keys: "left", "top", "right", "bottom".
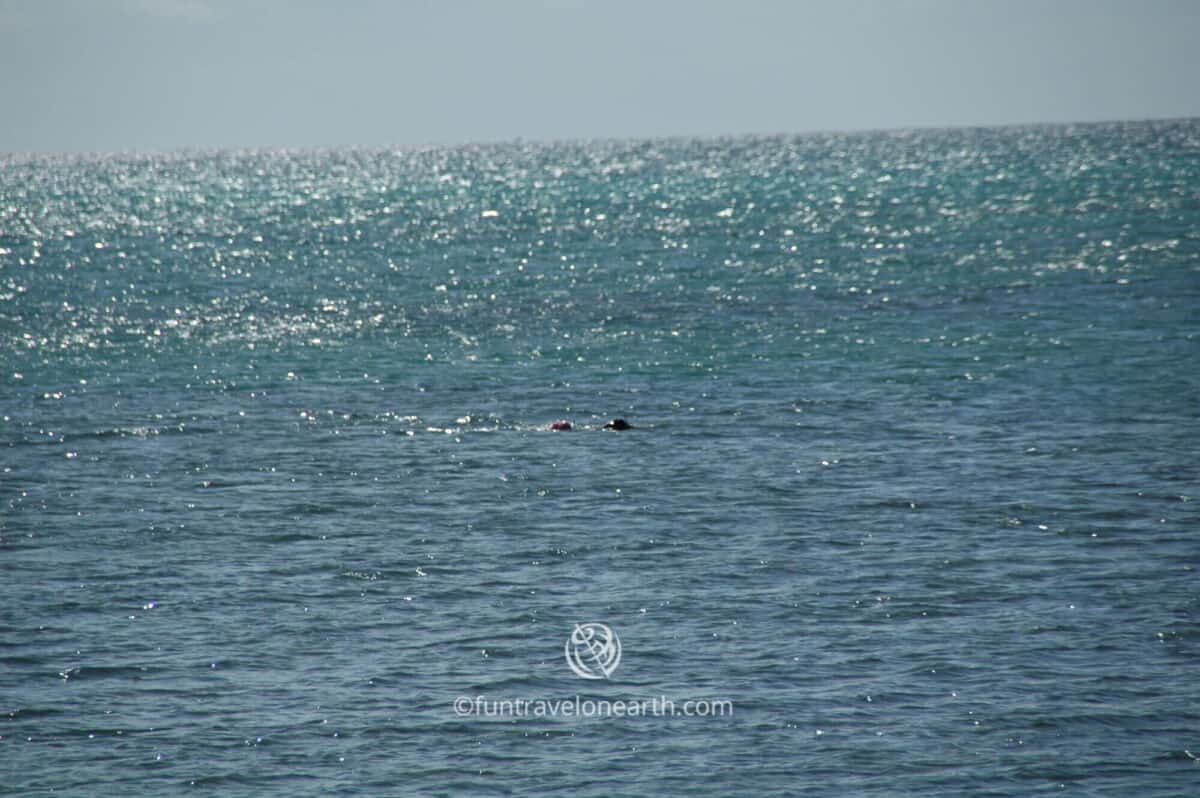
[
  {"left": 549, "top": 420, "right": 572, "bottom": 431},
  {"left": 603, "top": 418, "right": 633, "bottom": 430}
]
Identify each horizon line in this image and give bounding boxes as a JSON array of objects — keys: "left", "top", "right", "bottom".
[{"left": 3, "top": 113, "right": 1197, "bottom": 161}]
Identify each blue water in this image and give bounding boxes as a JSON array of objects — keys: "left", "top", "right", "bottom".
[{"left": 2, "top": 120, "right": 1199, "bottom": 796}]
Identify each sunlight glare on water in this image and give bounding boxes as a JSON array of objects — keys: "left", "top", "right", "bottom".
[{"left": 1, "top": 120, "right": 1199, "bottom": 797}]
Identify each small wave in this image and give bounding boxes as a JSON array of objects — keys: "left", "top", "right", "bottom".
[{"left": 55, "top": 664, "right": 157, "bottom": 681}]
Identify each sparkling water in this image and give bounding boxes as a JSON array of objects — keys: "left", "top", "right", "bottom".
[{"left": 2, "top": 120, "right": 1198, "bottom": 796}]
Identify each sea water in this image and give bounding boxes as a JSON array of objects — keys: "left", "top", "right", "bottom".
[{"left": 2, "top": 120, "right": 1198, "bottom": 796}]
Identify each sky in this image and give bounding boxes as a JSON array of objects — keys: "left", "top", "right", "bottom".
[{"left": 1, "top": 0, "right": 1198, "bottom": 154}]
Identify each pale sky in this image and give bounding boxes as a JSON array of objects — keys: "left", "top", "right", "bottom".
[{"left": 1, "top": 0, "right": 1198, "bottom": 154}]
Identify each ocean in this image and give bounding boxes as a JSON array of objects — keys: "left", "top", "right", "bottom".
[{"left": 1, "top": 119, "right": 1198, "bottom": 796}]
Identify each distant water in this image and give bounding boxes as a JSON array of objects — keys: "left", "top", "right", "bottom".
[{"left": 2, "top": 120, "right": 1199, "bottom": 797}]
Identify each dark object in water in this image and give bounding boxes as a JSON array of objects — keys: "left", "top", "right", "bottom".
[
  {"left": 549, "top": 420, "right": 572, "bottom": 431},
  {"left": 603, "top": 418, "right": 632, "bottom": 430}
]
